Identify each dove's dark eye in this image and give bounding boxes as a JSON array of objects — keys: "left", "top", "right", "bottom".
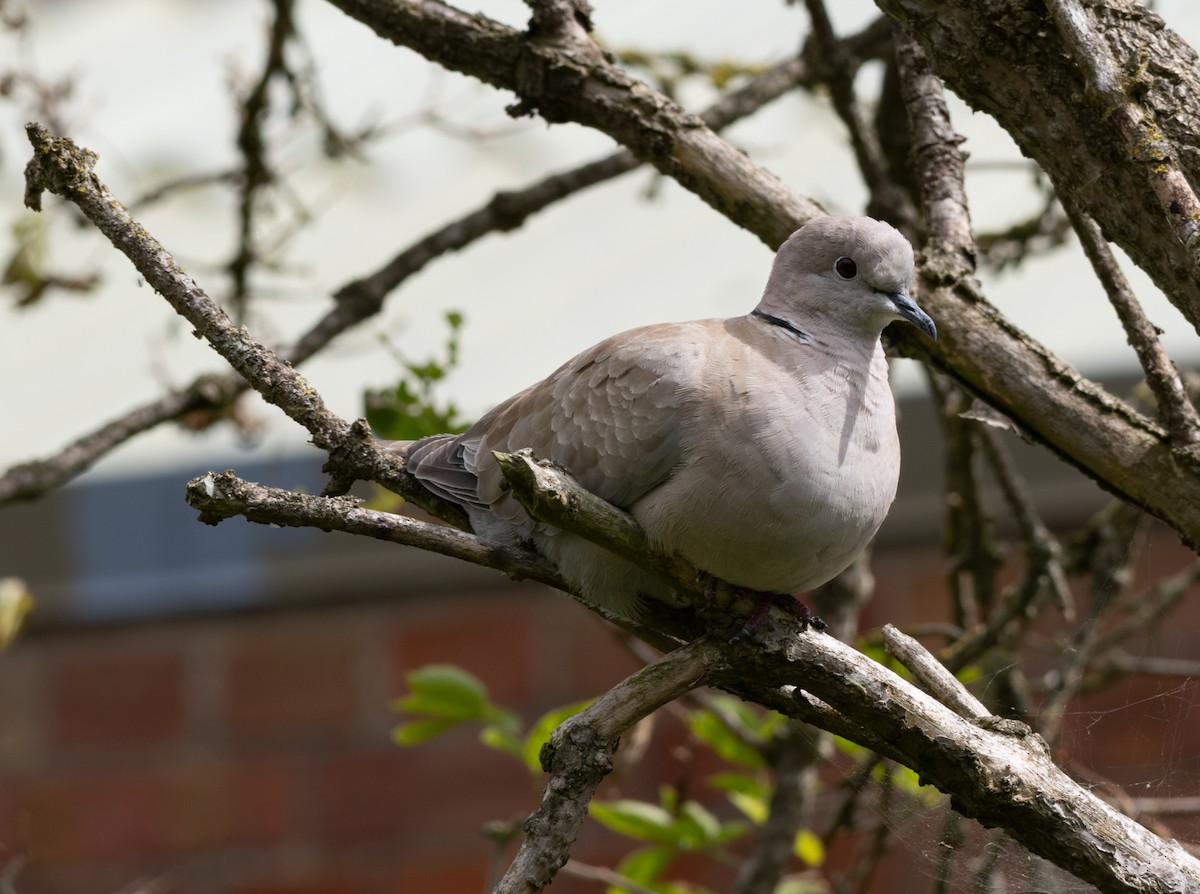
[{"left": 834, "top": 256, "right": 858, "bottom": 280}]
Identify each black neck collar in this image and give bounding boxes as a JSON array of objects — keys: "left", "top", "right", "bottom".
[{"left": 752, "top": 309, "right": 812, "bottom": 344}]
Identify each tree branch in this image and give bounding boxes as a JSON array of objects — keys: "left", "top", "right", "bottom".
[
  {"left": 496, "top": 636, "right": 722, "bottom": 893},
  {"left": 22, "top": 122, "right": 464, "bottom": 524},
  {"left": 323, "top": 0, "right": 822, "bottom": 249},
  {"left": 0, "top": 377, "right": 235, "bottom": 504},
  {"left": 1047, "top": 0, "right": 1200, "bottom": 279},
  {"left": 877, "top": 0, "right": 1200, "bottom": 333},
  {"left": 801, "top": 2, "right": 913, "bottom": 225},
  {"left": 1059, "top": 192, "right": 1200, "bottom": 445},
  {"left": 176, "top": 434, "right": 1200, "bottom": 893},
  {"left": 184, "top": 469, "right": 562, "bottom": 588},
  {"left": 320, "top": 0, "right": 1200, "bottom": 552},
  {"left": 228, "top": 0, "right": 296, "bottom": 319},
  {"left": 2, "top": 49, "right": 819, "bottom": 507}
]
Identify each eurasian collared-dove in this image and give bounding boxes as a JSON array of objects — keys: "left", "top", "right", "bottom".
[{"left": 397, "top": 216, "right": 935, "bottom": 619}]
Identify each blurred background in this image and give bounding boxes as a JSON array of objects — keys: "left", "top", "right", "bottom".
[{"left": 3, "top": 1, "right": 1200, "bottom": 892}]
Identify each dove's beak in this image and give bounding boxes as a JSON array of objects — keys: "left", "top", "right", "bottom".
[{"left": 889, "top": 292, "right": 937, "bottom": 340}]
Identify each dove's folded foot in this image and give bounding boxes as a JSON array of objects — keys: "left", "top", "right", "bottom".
[{"left": 729, "top": 593, "right": 826, "bottom": 644}]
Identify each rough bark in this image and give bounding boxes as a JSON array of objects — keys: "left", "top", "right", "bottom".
[{"left": 877, "top": 0, "right": 1200, "bottom": 331}]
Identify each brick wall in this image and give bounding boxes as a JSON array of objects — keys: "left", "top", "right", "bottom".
[
  {"left": 4, "top": 482, "right": 1200, "bottom": 892},
  {"left": 0, "top": 585, "right": 668, "bottom": 893}
]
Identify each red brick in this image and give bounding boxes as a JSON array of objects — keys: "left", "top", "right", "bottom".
[
  {"left": 164, "top": 759, "right": 293, "bottom": 852},
  {"left": 51, "top": 653, "right": 184, "bottom": 746},
  {"left": 318, "top": 743, "right": 533, "bottom": 851},
  {"left": 231, "top": 759, "right": 294, "bottom": 845},
  {"left": 0, "top": 647, "right": 47, "bottom": 774},
  {"left": 21, "top": 771, "right": 168, "bottom": 865},
  {"left": 0, "top": 787, "right": 18, "bottom": 851},
  {"left": 318, "top": 748, "right": 414, "bottom": 844},
  {"left": 228, "top": 876, "right": 363, "bottom": 894},
  {"left": 393, "top": 595, "right": 537, "bottom": 704},
  {"left": 386, "top": 861, "right": 486, "bottom": 894},
  {"left": 225, "top": 632, "right": 357, "bottom": 737},
  {"left": 551, "top": 605, "right": 642, "bottom": 700}
]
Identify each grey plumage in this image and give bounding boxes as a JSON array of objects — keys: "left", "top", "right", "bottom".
[{"left": 396, "top": 216, "right": 935, "bottom": 619}]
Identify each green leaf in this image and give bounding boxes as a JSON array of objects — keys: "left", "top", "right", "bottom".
[
  {"left": 775, "top": 876, "right": 831, "bottom": 894},
  {"left": 956, "top": 664, "right": 982, "bottom": 686},
  {"left": 676, "top": 801, "right": 722, "bottom": 848},
  {"left": 589, "top": 800, "right": 680, "bottom": 846},
  {"left": 394, "top": 664, "right": 490, "bottom": 721},
  {"left": 793, "top": 828, "right": 825, "bottom": 866},
  {"left": 392, "top": 664, "right": 523, "bottom": 755},
  {"left": 707, "top": 771, "right": 766, "bottom": 799},
  {"left": 686, "top": 708, "right": 764, "bottom": 770},
  {"left": 612, "top": 845, "right": 675, "bottom": 887},
  {"left": 365, "top": 310, "right": 469, "bottom": 439},
  {"left": 830, "top": 735, "right": 868, "bottom": 760},
  {"left": 727, "top": 791, "right": 768, "bottom": 825},
  {"left": 521, "top": 699, "right": 593, "bottom": 775},
  {"left": 392, "top": 717, "right": 458, "bottom": 746},
  {"left": 480, "top": 723, "right": 524, "bottom": 760},
  {"left": 659, "top": 784, "right": 680, "bottom": 815},
  {"left": 883, "top": 762, "right": 942, "bottom": 805}
]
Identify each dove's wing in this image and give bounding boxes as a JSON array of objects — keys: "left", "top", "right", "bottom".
[{"left": 404, "top": 321, "right": 715, "bottom": 527}]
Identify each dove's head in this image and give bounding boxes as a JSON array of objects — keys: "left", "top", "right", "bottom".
[{"left": 758, "top": 216, "right": 935, "bottom": 341}]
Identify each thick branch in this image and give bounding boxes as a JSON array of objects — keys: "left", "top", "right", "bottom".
[
  {"left": 892, "top": 28, "right": 973, "bottom": 264},
  {"left": 889, "top": 16, "right": 1200, "bottom": 549},
  {"left": 720, "top": 618, "right": 1200, "bottom": 894},
  {"left": 1048, "top": 0, "right": 1200, "bottom": 279},
  {"left": 323, "top": 0, "right": 822, "bottom": 249},
  {"left": 877, "top": 0, "right": 1200, "bottom": 332}
]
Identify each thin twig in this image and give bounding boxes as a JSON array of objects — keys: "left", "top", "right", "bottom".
[
  {"left": 22, "top": 123, "right": 463, "bottom": 524},
  {"left": 184, "top": 470, "right": 563, "bottom": 588},
  {"left": 1090, "top": 652, "right": 1200, "bottom": 680},
  {"left": 802, "top": 2, "right": 909, "bottom": 223},
  {"left": 926, "top": 370, "right": 1001, "bottom": 632},
  {"left": 493, "top": 449, "right": 774, "bottom": 624},
  {"left": 975, "top": 190, "right": 1071, "bottom": 272},
  {"left": 558, "top": 860, "right": 660, "bottom": 894},
  {"left": 978, "top": 428, "right": 1072, "bottom": 617},
  {"left": 0, "top": 379, "right": 233, "bottom": 504},
  {"left": 731, "top": 722, "right": 820, "bottom": 894},
  {"left": 1127, "top": 797, "right": 1200, "bottom": 817},
  {"left": 229, "top": 0, "right": 295, "bottom": 320},
  {"left": 1059, "top": 192, "right": 1200, "bottom": 444}
]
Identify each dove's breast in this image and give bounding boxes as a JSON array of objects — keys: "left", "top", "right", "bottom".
[{"left": 630, "top": 319, "right": 900, "bottom": 594}]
